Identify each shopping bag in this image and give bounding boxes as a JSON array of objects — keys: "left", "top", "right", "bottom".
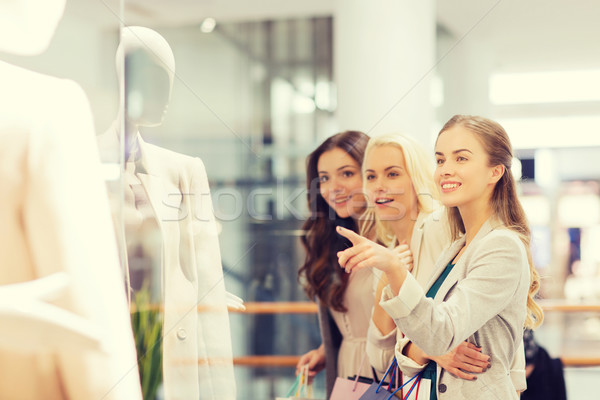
[
  {"left": 394, "top": 371, "right": 431, "bottom": 399},
  {"left": 330, "top": 346, "right": 377, "bottom": 399},
  {"left": 330, "top": 376, "right": 372, "bottom": 400},
  {"left": 358, "top": 374, "right": 422, "bottom": 400},
  {"left": 405, "top": 374, "right": 430, "bottom": 400},
  {"left": 359, "top": 358, "right": 424, "bottom": 400},
  {"left": 276, "top": 364, "right": 314, "bottom": 400}
]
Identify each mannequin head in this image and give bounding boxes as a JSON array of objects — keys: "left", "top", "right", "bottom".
[
  {"left": 116, "top": 26, "right": 175, "bottom": 128},
  {"left": 0, "top": 0, "right": 66, "bottom": 55}
]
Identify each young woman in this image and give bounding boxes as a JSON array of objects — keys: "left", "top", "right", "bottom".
[
  {"left": 362, "top": 133, "right": 498, "bottom": 389},
  {"left": 296, "top": 131, "right": 372, "bottom": 398},
  {"left": 338, "top": 116, "right": 543, "bottom": 399}
]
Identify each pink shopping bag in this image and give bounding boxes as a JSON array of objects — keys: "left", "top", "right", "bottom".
[{"left": 330, "top": 376, "right": 372, "bottom": 400}]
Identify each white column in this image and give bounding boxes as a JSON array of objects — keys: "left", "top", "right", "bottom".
[
  {"left": 436, "top": 34, "right": 495, "bottom": 125},
  {"left": 334, "top": 0, "right": 436, "bottom": 147}
]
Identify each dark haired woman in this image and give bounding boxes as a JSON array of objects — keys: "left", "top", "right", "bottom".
[{"left": 296, "top": 131, "right": 372, "bottom": 397}]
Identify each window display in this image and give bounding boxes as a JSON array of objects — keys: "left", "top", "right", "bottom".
[
  {"left": 97, "top": 26, "right": 237, "bottom": 400},
  {"left": 0, "top": 0, "right": 141, "bottom": 398}
]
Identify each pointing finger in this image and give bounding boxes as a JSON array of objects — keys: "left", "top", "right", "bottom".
[{"left": 336, "top": 226, "right": 363, "bottom": 245}]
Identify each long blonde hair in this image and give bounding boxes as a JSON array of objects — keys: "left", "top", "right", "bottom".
[
  {"left": 438, "top": 115, "right": 543, "bottom": 329},
  {"left": 360, "top": 133, "right": 439, "bottom": 247}
]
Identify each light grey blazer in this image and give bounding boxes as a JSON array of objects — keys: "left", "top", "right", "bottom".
[{"left": 380, "top": 219, "right": 530, "bottom": 399}]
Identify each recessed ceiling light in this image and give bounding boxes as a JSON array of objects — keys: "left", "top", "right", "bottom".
[{"left": 201, "top": 18, "right": 216, "bottom": 33}]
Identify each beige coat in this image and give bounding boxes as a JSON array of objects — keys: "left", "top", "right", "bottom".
[
  {"left": 0, "top": 64, "right": 141, "bottom": 399},
  {"left": 381, "top": 219, "right": 530, "bottom": 399},
  {"left": 98, "top": 129, "right": 236, "bottom": 400}
]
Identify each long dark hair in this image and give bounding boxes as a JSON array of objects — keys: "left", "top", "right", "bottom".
[
  {"left": 299, "top": 131, "right": 369, "bottom": 312},
  {"left": 438, "top": 115, "right": 543, "bottom": 329}
]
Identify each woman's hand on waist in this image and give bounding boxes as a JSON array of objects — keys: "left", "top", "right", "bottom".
[{"left": 429, "top": 341, "right": 491, "bottom": 380}]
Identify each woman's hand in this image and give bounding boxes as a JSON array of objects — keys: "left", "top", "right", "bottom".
[
  {"left": 429, "top": 342, "right": 491, "bottom": 380},
  {"left": 336, "top": 226, "right": 412, "bottom": 274},
  {"left": 337, "top": 226, "right": 411, "bottom": 295},
  {"left": 372, "top": 274, "right": 396, "bottom": 335},
  {"left": 395, "top": 240, "right": 414, "bottom": 272},
  {"left": 296, "top": 344, "right": 326, "bottom": 383}
]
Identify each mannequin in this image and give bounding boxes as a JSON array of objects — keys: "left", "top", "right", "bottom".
[
  {"left": 98, "top": 26, "right": 237, "bottom": 400},
  {"left": 0, "top": 273, "right": 101, "bottom": 353},
  {"left": 0, "top": 1, "right": 142, "bottom": 399}
]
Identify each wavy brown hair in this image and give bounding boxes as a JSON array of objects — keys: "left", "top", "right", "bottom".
[
  {"left": 438, "top": 115, "right": 543, "bottom": 329},
  {"left": 299, "top": 131, "right": 369, "bottom": 312}
]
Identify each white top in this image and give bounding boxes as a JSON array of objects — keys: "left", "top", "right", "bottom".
[
  {"left": 366, "top": 209, "right": 451, "bottom": 376},
  {"left": 329, "top": 267, "right": 376, "bottom": 379}
]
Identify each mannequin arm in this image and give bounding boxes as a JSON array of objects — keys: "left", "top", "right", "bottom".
[
  {"left": 0, "top": 273, "right": 101, "bottom": 353},
  {"left": 226, "top": 291, "right": 245, "bottom": 311}
]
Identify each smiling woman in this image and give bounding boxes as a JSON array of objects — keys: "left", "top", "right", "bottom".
[
  {"left": 365, "top": 145, "right": 419, "bottom": 221},
  {"left": 434, "top": 127, "right": 499, "bottom": 214},
  {"left": 361, "top": 135, "right": 438, "bottom": 232},
  {"left": 296, "top": 130, "right": 373, "bottom": 398},
  {"left": 317, "top": 147, "right": 364, "bottom": 219}
]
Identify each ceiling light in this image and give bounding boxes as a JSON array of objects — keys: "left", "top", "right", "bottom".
[{"left": 200, "top": 18, "right": 216, "bottom": 33}]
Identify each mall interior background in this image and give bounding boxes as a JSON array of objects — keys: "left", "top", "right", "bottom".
[{"left": 3, "top": 0, "right": 600, "bottom": 398}]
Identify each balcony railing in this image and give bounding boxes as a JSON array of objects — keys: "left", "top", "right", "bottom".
[{"left": 230, "top": 300, "right": 600, "bottom": 368}]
